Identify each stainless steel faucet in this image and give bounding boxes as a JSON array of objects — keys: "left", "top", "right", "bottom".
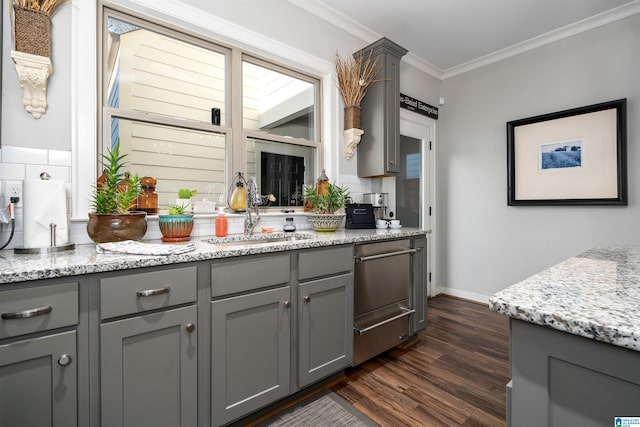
[{"left": 244, "top": 177, "right": 261, "bottom": 235}]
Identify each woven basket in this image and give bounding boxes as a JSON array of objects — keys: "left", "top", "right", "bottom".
[
  {"left": 14, "top": 6, "right": 51, "bottom": 58},
  {"left": 344, "top": 106, "right": 361, "bottom": 130}
]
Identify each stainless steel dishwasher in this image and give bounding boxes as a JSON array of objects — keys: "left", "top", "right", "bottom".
[{"left": 353, "top": 239, "right": 416, "bottom": 365}]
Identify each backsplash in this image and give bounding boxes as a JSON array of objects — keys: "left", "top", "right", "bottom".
[{"left": 0, "top": 146, "right": 72, "bottom": 249}]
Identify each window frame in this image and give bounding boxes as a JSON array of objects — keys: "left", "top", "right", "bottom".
[{"left": 99, "top": 7, "right": 323, "bottom": 213}]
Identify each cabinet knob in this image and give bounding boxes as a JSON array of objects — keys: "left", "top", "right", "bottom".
[
  {"left": 303, "top": 296, "right": 310, "bottom": 302},
  {"left": 186, "top": 323, "right": 196, "bottom": 333},
  {"left": 389, "top": 160, "right": 395, "bottom": 165},
  {"left": 58, "top": 354, "right": 72, "bottom": 366},
  {"left": 283, "top": 301, "right": 291, "bottom": 308}
]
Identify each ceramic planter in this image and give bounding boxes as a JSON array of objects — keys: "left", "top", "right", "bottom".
[
  {"left": 87, "top": 212, "right": 147, "bottom": 243},
  {"left": 306, "top": 213, "right": 346, "bottom": 232},
  {"left": 158, "top": 214, "right": 194, "bottom": 242}
]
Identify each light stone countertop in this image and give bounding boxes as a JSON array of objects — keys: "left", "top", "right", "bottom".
[
  {"left": 490, "top": 245, "right": 640, "bottom": 352},
  {"left": 0, "top": 228, "right": 427, "bottom": 285}
]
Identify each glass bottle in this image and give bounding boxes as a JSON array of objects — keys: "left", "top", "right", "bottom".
[
  {"left": 137, "top": 176, "right": 158, "bottom": 214},
  {"left": 316, "top": 168, "right": 329, "bottom": 196},
  {"left": 283, "top": 217, "right": 296, "bottom": 232}
]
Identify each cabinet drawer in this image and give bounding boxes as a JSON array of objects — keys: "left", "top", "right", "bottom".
[
  {"left": 299, "top": 245, "right": 353, "bottom": 280},
  {"left": 101, "top": 266, "right": 197, "bottom": 320},
  {"left": 0, "top": 282, "right": 78, "bottom": 339},
  {"left": 212, "top": 253, "right": 290, "bottom": 297}
]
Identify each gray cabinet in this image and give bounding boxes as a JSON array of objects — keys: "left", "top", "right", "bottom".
[
  {"left": 211, "top": 286, "right": 292, "bottom": 426},
  {"left": 356, "top": 37, "right": 408, "bottom": 177},
  {"left": 0, "top": 331, "right": 77, "bottom": 427},
  {"left": 99, "top": 267, "right": 198, "bottom": 427},
  {"left": 0, "top": 282, "right": 79, "bottom": 427},
  {"left": 298, "top": 273, "right": 353, "bottom": 388},
  {"left": 100, "top": 305, "right": 198, "bottom": 427},
  {"left": 298, "top": 245, "right": 354, "bottom": 388},
  {"left": 411, "top": 237, "right": 428, "bottom": 334}
]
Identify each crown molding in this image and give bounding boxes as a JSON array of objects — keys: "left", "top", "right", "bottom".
[
  {"left": 291, "top": 0, "right": 640, "bottom": 81},
  {"left": 442, "top": 0, "right": 640, "bottom": 79}
]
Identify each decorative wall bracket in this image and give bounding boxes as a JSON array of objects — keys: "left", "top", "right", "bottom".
[
  {"left": 11, "top": 51, "right": 53, "bottom": 119},
  {"left": 344, "top": 128, "right": 364, "bottom": 159}
]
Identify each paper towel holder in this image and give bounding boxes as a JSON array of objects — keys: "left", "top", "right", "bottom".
[{"left": 14, "top": 172, "right": 75, "bottom": 254}]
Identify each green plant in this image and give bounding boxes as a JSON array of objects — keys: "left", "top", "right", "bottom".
[
  {"left": 178, "top": 188, "right": 197, "bottom": 199},
  {"left": 304, "top": 182, "right": 350, "bottom": 214},
  {"left": 167, "top": 203, "right": 189, "bottom": 215},
  {"left": 91, "top": 141, "right": 142, "bottom": 214}
]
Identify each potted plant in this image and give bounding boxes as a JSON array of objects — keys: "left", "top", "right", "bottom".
[
  {"left": 176, "top": 188, "right": 197, "bottom": 212},
  {"left": 304, "top": 183, "right": 350, "bottom": 232},
  {"left": 158, "top": 203, "right": 194, "bottom": 242},
  {"left": 87, "top": 141, "right": 147, "bottom": 243}
]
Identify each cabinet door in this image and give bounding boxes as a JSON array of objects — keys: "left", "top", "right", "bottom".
[
  {"left": 211, "top": 286, "right": 291, "bottom": 426},
  {"left": 412, "top": 238, "right": 428, "bottom": 333},
  {"left": 383, "top": 51, "right": 401, "bottom": 174},
  {"left": 0, "top": 331, "right": 77, "bottom": 427},
  {"left": 298, "top": 273, "right": 353, "bottom": 388},
  {"left": 101, "top": 305, "right": 197, "bottom": 427}
]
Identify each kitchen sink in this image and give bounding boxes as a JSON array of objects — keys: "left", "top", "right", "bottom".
[{"left": 206, "top": 233, "right": 314, "bottom": 247}]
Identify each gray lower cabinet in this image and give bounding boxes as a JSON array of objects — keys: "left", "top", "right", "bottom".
[
  {"left": 211, "top": 286, "right": 292, "bottom": 426},
  {"left": 298, "top": 272, "right": 353, "bottom": 388},
  {"left": 100, "top": 305, "right": 198, "bottom": 427},
  {"left": 0, "top": 330, "right": 77, "bottom": 427},
  {"left": 411, "top": 237, "right": 428, "bottom": 334}
]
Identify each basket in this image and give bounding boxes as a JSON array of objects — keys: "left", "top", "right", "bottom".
[
  {"left": 13, "top": 6, "right": 51, "bottom": 58},
  {"left": 344, "top": 106, "right": 361, "bottom": 130}
]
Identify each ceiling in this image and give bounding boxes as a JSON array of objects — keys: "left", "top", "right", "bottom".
[{"left": 292, "top": 0, "right": 640, "bottom": 77}]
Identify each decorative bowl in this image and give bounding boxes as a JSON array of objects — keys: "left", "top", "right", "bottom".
[{"left": 306, "top": 213, "right": 345, "bottom": 232}]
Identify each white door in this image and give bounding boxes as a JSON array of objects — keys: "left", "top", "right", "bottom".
[{"left": 398, "top": 109, "right": 435, "bottom": 296}]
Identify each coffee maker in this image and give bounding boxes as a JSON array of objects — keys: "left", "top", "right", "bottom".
[{"left": 362, "top": 193, "right": 390, "bottom": 221}]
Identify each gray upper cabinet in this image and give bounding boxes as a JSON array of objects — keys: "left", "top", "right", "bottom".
[
  {"left": 356, "top": 38, "right": 408, "bottom": 177},
  {"left": 411, "top": 238, "right": 428, "bottom": 334},
  {"left": 101, "top": 305, "right": 198, "bottom": 427},
  {"left": 0, "top": 282, "right": 78, "bottom": 427}
]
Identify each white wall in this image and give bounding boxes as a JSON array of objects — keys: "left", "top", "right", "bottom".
[{"left": 438, "top": 14, "right": 640, "bottom": 301}]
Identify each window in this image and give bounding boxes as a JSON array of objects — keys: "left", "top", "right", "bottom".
[{"left": 102, "top": 9, "right": 321, "bottom": 211}]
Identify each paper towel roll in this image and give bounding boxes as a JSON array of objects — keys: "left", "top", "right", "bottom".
[{"left": 23, "top": 179, "right": 69, "bottom": 248}]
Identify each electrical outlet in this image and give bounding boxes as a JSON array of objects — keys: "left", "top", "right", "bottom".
[{"left": 4, "top": 181, "right": 23, "bottom": 208}]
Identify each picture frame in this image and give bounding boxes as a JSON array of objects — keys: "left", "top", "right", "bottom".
[{"left": 507, "top": 99, "right": 627, "bottom": 206}]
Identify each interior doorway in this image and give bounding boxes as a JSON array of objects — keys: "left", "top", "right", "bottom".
[{"left": 399, "top": 109, "right": 436, "bottom": 296}]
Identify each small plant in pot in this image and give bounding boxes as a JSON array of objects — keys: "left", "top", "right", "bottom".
[
  {"left": 87, "top": 141, "right": 146, "bottom": 243},
  {"left": 176, "top": 188, "right": 197, "bottom": 211},
  {"left": 304, "top": 183, "right": 350, "bottom": 232},
  {"left": 158, "top": 203, "right": 194, "bottom": 242}
]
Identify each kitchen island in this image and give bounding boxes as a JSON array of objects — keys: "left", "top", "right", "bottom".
[{"left": 490, "top": 245, "right": 640, "bottom": 427}]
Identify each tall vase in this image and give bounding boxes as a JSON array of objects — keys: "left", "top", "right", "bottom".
[{"left": 344, "top": 106, "right": 361, "bottom": 130}]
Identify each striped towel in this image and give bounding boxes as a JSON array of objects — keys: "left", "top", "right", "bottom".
[{"left": 96, "top": 240, "right": 196, "bottom": 256}]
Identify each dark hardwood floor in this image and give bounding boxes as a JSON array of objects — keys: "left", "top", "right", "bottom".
[{"left": 331, "top": 295, "right": 510, "bottom": 426}]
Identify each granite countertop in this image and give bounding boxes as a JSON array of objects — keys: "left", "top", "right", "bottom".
[
  {"left": 0, "top": 228, "right": 427, "bottom": 285},
  {"left": 490, "top": 245, "right": 640, "bottom": 352}
]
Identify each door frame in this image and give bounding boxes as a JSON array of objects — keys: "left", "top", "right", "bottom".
[{"left": 399, "top": 109, "right": 436, "bottom": 297}]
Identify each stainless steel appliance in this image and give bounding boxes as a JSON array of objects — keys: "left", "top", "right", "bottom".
[
  {"left": 353, "top": 239, "right": 416, "bottom": 365},
  {"left": 363, "top": 192, "right": 390, "bottom": 220},
  {"left": 345, "top": 203, "right": 376, "bottom": 229}
]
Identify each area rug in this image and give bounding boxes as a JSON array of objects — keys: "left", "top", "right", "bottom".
[{"left": 258, "top": 390, "right": 379, "bottom": 427}]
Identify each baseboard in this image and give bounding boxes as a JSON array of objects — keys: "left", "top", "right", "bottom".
[{"left": 433, "top": 286, "right": 489, "bottom": 304}]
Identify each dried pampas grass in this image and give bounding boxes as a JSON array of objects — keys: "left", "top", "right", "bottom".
[
  {"left": 13, "top": 0, "right": 68, "bottom": 16},
  {"left": 335, "top": 49, "right": 383, "bottom": 108}
]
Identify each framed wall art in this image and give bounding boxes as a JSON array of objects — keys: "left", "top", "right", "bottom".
[{"left": 507, "top": 99, "right": 627, "bottom": 206}]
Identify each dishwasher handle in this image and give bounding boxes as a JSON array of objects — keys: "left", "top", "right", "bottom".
[
  {"left": 353, "top": 308, "right": 415, "bottom": 336},
  {"left": 355, "top": 248, "right": 417, "bottom": 263}
]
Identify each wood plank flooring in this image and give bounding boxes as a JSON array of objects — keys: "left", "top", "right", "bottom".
[{"left": 330, "top": 295, "right": 510, "bottom": 426}]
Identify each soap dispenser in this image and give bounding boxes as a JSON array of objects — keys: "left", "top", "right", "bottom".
[{"left": 215, "top": 207, "right": 228, "bottom": 237}]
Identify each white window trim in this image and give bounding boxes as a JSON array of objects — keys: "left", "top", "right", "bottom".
[{"left": 72, "top": 0, "right": 339, "bottom": 220}]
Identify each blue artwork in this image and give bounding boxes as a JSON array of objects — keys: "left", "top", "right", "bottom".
[{"left": 540, "top": 139, "right": 583, "bottom": 170}]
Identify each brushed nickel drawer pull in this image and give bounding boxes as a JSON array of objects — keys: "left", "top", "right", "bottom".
[
  {"left": 355, "top": 248, "right": 417, "bottom": 263},
  {"left": 136, "top": 286, "right": 171, "bottom": 297},
  {"left": 283, "top": 301, "right": 291, "bottom": 308},
  {"left": 303, "top": 296, "right": 310, "bottom": 302},
  {"left": 58, "top": 354, "right": 72, "bottom": 366},
  {"left": 1, "top": 305, "right": 52, "bottom": 320},
  {"left": 353, "top": 308, "right": 415, "bottom": 336},
  {"left": 186, "top": 323, "right": 196, "bottom": 333}
]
